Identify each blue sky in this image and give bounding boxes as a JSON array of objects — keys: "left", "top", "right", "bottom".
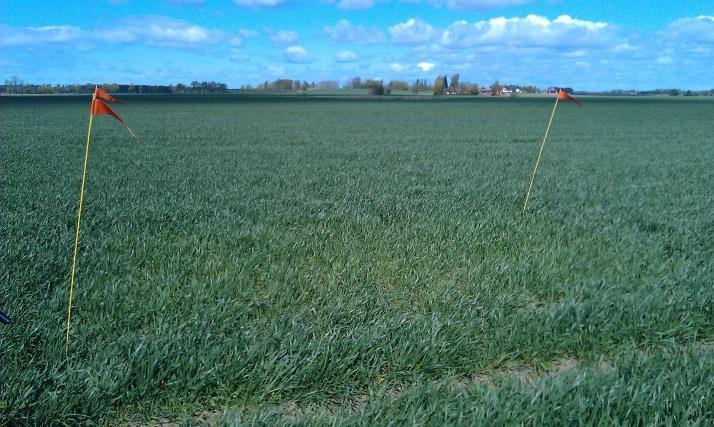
[{"left": 2, "top": 0, "right": 713, "bottom": 90}]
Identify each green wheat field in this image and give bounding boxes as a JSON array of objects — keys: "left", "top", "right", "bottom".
[{"left": 1, "top": 94, "right": 713, "bottom": 425}]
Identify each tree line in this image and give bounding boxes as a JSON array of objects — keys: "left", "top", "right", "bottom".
[
  {"left": 1, "top": 77, "right": 229, "bottom": 95},
  {"left": 4, "top": 75, "right": 712, "bottom": 96}
]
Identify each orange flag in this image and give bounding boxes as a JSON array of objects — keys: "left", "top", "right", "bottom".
[
  {"left": 95, "top": 87, "right": 124, "bottom": 104},
  {"left": 91, "top": 98, "right": 125, "bottom": 124},
  {"left": 90, "top": 88, "right": 138, "bottom": 139},
  {"left": 557, "top": 89, "right": 582, "bottom": 106}
]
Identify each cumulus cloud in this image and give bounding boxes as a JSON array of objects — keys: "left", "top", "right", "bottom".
[
  {"left": 0, "top": 25, "right": 84, "bottom": 46},
  {"left": 104, "top": 16, "right": 224, "bottom": 47},
  {"left": 268, "top": 65, "right": 285, "bottom": 75},
  {"left": 230, "top": 48, "right": 247, "bottom": 61},
  {"left": 239, "top": 29, "right": 259, "bottom": 38},
  {"left": 322, "top": 19, "right": 385, "bottom": 45},
  {"left": 284, "top": 45, "right": 310, "bottom": 62},
  {"left": 270, "top": 30, "right": 299, "bottom": 46},
  {"left": 335, "top": 50, "right": 359, "bottom": 62},
  {"left": 417, "top": 61, "right": 435, "bottom": 71},
  {"left": 439, "top": 15, "right": 614, "bottom": 49},
  {"left": 234, "top": 0, "right": 285, "bottom": 7},
  {"left": 434, "top": 0, "right": 533, "bottom": 10},
  {"left": 390, "top": 63, "right": 407, "bottom": 71},
  {"left": 657, "top": 56, "right": 673, "bottom": 65},
  {"left": 1, "top": 17, "right": 224, "bottom": 49},
  {"left": 338, "top": 0, "right": 377, "bottom": 9},
  {"left": 166, "top": 0, "right": 206, "bottom": 4},
  {"left": 389, "top": 18, "right": 440, "bottom": 45},
  {"left": 665, "top": 16, "right": 714, "bottom": 44},
  {"left": 325, "top": 0, "right": 531, "bottom": 10}
]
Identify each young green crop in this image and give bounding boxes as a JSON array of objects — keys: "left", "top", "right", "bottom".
[{"left": 1, "top": 94, "right": 713, "bottom": 424}]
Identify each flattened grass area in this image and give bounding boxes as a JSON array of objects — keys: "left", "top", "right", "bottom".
[{"left": 1, "top": 94, "right": 713, "bottom": 425}]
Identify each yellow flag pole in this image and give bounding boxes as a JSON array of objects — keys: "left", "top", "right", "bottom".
[
  {"left": 523, "top": 95, "right": 560, "bottom": 213},
  {"left": 65, "top": 86, "right": 97, "bottom": 354}
]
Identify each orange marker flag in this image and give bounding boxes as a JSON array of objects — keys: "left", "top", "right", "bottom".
[
  {"left": 95, "top": 87, "right": 124, "bottom": 104},
  {"left": 90, "top": 89, "right": 138, "bottom": 139},
  {"left": 92, "top": 98, "right": 125, "bottom": 124},
  {"left": 557, "top": 89, "right": 582, "bottom": 106},
  {"left": 65, "top": 86, "right": 137, "bottom": 354},
  {"left": 522, "top": 89, "right": 583, "bottom": 213}
]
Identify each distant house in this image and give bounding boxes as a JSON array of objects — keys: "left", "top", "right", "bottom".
[
  {"left": 444, "top": 87, "right": 459, "bottom": 95},
  {"left": 480, "top": 87, "right": 492, "bottom": 96}
]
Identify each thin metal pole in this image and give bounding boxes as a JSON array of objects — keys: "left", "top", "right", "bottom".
[
  {"left": 65, "top": 86, "right": 97, "bottom": 354},
  {"left": 523, "top": 96, "right": 559, "bottom": 213}
]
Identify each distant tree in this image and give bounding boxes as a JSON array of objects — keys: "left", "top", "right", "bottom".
[
  {"left": 388, "top": 80, "right": 409, "bottom": 91},
  {"left": 350, "top": 76, "right": 362, "bottom": 88},
  {"left": 102, "top": 83, "right": 119, "bottom": 93},
  {"left": 318, "top": 80, "right": 338, "bottom": 89},
  {"left": 4, "top": 76, "right": 23, "bottom": 94},
  {"left": 460, "top": 82, "right": 479, "bottom": 95},
  {"left": 670, "top": 89, "right": 680, "bottom": 96},
  {"left": 433, "top": 75, "right": 446, "bottom": 95},
  {"left": 411, "top": 79, "right": 420, "bottom": 94},
  {"left": 366, "top": 79, "right": 385, "bottom": 95},
  {"left": 449, "top": 73, "right": 460, "bottom": 91},
  {"left": 490, "top": 80, "right": 503, "bottom": 95}
]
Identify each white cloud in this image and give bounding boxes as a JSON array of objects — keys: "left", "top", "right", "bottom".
[
  {"left": 417, "top": 61, "right": 435, "bottom": 71},
  {"left": 239, "top": 29, "right": 259, "bottom": 38},
  {"left": 1, "top": 17, "right": 224, "bottom": 49},
  {"left": 284, "top": 45, "right": 310, "bottom": 62},
  {"left": 97, "top": 16, "right": 224, "bottom": 48},
  {"left": 665, "top": 16, "right": 714, "bottom": 44},
  {"left": 439, "top": 15, "right": 614, "bottom": 49},
  {"left": 322, "top": 19, "right": 385, "bottom": 45},
  {"left": 234, "top": 0, "right": 285, "bottom": 7},
  {"left": 612, "top": 42, "right": 638, "bottom": 52},
  {"left": 657, "top": 56, "right": 673, "bottom": 65},
  {"left": 270, "top": 30, "right": 299, "bottom": 46},
  {"left": 336, "top": 50, "right": 359, "bottom": 62},
  {"left": 326, "top": 0, "right": 531, "bottom": 10},
  {"left": 230, "top": 48, "right": 247, "bottom": 61},
  {"left": 338, "top": 0, "right": 376, "bottom": 9},
  {"left": 268, "top": 65, "right": 285, "bottom": 75},
  {"left": 390, "top": 63, "right": 407, "bottom": 71},
  {"left": 438, "top": 0, "right": 533, "bottom": 10},
  {"left": 166, "top": 0, "right": 205, "bottom": 4},
  {"left": 229, "top": 36, "right": 243, "bottom": 47},
  {"left": 0, "top": 25, "right": 84, "bottom": 46},
  {"left": 389, "top": 18, "right": 439, "bottom": 45}
]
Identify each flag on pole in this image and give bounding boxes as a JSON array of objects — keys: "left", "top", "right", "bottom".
[
  {"left": 91, "top": 97, "right": 125, "bottom": 123},
  {"left": 90, "top": 89, "right": 138, "bottom": 139},
  {"left": 522, "top": 89, "right": 583, "bottom": 213},
  {"left": 557, "top": 89, "right": 582, "bottom": 106},
  {"left": 65, "top": 86, "right": 136, "bottom": 354},
  {"left": 95, "top": 87, "right": 124, "bottom": 104}
]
